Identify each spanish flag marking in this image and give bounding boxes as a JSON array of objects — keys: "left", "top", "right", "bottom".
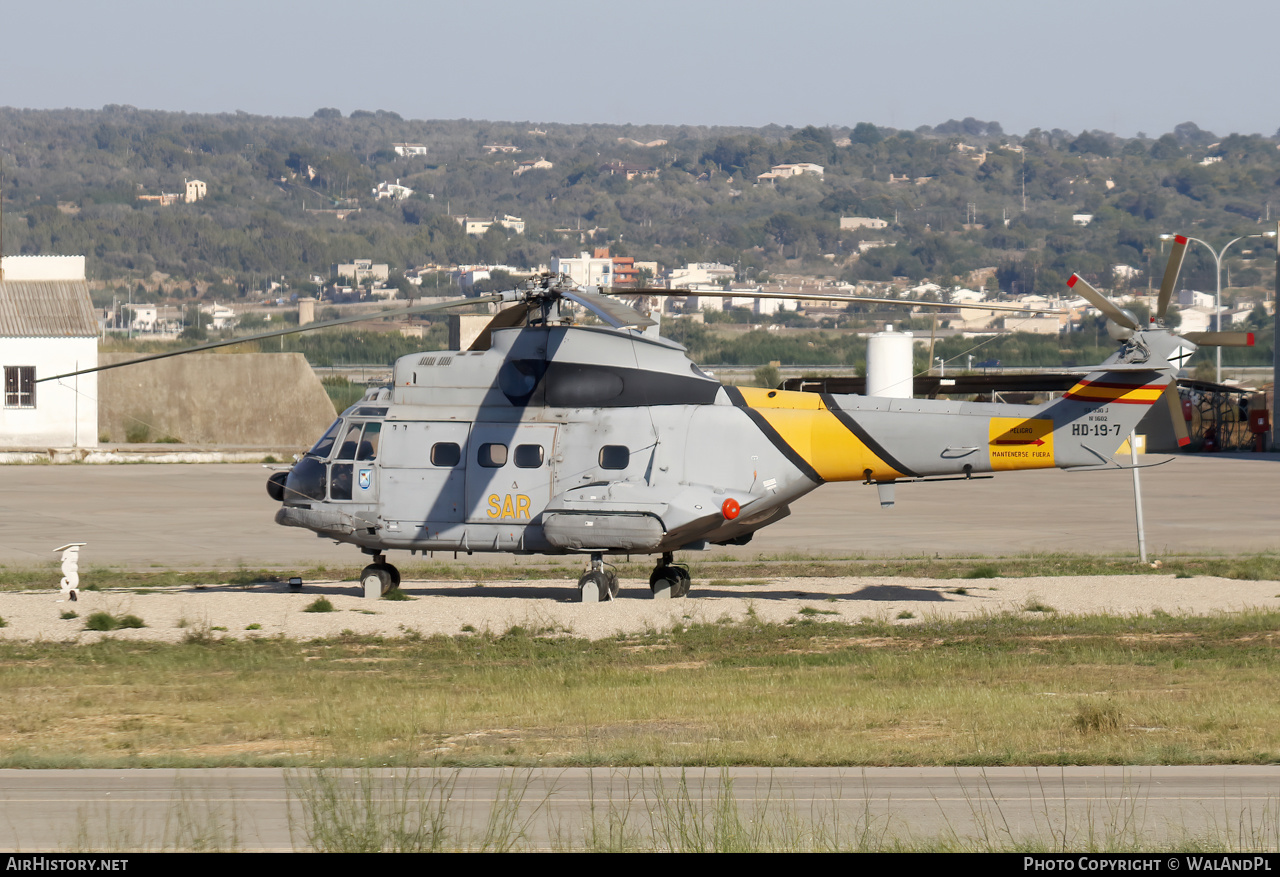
[{"left": 1063, "top": 380, "right": 1164, "bottom": 405}]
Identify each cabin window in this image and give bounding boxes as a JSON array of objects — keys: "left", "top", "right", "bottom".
[
  {"left": 356, "top": 422, "right": 381, "bottom": 460},
  {"left": 599, "top": 445, "right": 629, "bottom": 469},
  {"left": 514, "top": 444, "right": 544, "bottom": 468},
  {"left": 329, "top": 463, "right": 353, "bottom": 500},
  {"left": 430, "top": 442, "right": 461, "bottom": 467},
  {"left": 307, "top": 419, "right": 341, "bottom": 458},
  {"left": 478, "top": 443, "right": 508, "bottom": 468},
  {"left": 4, "top": 366, "right": 35, "bottom": 408},
  {"left": 335, "top": 422, "right": 363, "bottom": 460}
]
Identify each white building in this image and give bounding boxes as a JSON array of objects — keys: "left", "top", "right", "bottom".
[
  {"left": 373, "top": 180, "right": 414, "bottom": 200},
  {"left": 201, "top": 302, "right": 238, "bottom": 330},
  {"left": 757, "top": 163, "right": 825, "bottom": 182},
  {"left": 455, "top": 215, "right": 526, "bottom": 236},
  {"left": 551, "top": 252, "right": 615, "bottom": 287},
  {"left": 1178, "top": 289, "right": 1215, "bottom": 309},
  {"left": 393, "top": 143, "right": 428, "bottom": 157},
  {"left": 513, "top": 158, "right": 553, "bottom": 176},
  {"left": 184, "top": 179, "right": 207, "bottom": 203},
  {"left": 839, "top": 216, "right": 888, "bottom": 230},
  {"left": 667, "top": 262, "right": 736, "bottom": 288},
  {"left": 0, "top": 256, "right": 98, "bottom": 448},
  {"left": 332, "top": 260, "right": 390, "bottom": 284}
]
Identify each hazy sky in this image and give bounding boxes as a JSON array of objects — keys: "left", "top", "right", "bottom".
[{"left": 4, "top": 0, "right": 1276, "bottom": 137}]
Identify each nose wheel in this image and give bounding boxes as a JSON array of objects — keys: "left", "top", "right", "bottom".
[
  {"left": 361, "top": 554, "right": 400, "bottom": 599},
  {"left": 577, "top": 553, "right": 618, "bottom": 602},
  {"left": 649, "top": 553, "right": 690, "bottom": 599}
]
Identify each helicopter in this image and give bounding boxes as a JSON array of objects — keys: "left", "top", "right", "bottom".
[{"left": 44, "top": 234, "right": 1249, "bottom": 602}]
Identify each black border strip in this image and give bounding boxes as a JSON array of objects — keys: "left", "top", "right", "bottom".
[
  {"left": 724, "top": 387, "right": 822, "bottom": 484},
  {"left": 820, "top": 393, "right": 921, "bottom": 478}
]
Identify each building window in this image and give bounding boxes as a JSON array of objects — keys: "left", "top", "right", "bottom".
[{"left": 4, "top": 367, "right": 35, "bottom": 408}]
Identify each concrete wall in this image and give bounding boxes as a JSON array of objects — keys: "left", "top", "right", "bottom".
[
  {"left": 0, "top": 337, "right": 98, "bottom": 448},
  {"left": 99, "top": 352, "right": 338, "bottom": 447}
]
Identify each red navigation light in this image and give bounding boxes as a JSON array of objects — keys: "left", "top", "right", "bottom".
[{"left": 721, "top": 498, "right": 740, "bottom": 520}]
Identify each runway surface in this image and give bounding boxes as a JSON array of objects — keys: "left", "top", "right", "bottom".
[
  {"left": 2, "top": 453, "right": 1278, "bottom": 571},
  {"left": 3, "top": 766, "right": 1277, "bottom": 851}
]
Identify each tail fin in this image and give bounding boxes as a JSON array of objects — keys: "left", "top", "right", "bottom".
[
  {"left": 1035, "top": 328, "right": 1194, "bottom": 467},
  {"left": 1040, "top": 367, "right": 1172, "bottom": 467}
]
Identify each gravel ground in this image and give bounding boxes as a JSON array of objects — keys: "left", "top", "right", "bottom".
[{"left": 2, "top": 574, "right": 1278, "bottom": 644}]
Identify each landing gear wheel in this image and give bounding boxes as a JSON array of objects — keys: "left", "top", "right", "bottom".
[
  {"left": 649, "top": 567, "right": 690, "bottom": 599},
  {"left": 604, "top": 569, "right": 619, "bottom": 599},
  {"left": 360, "top": 564, "right": 393, "bottom": 599},
  {"left": 386, "top": 564, "right": 401, "bottom": 589},
  {"left": 650, "top": 553, "right": 691, "bottom": 599},
  {"left": 672, "top": 567, "right": 691, "bottom": 598},
  {"left": 577, "top": 571, "right": 612, "bottom": 603}
]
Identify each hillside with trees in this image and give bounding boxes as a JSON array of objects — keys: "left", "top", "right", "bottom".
[{"left": 2, "top": 108, "right": 1277, "bottom": 372}]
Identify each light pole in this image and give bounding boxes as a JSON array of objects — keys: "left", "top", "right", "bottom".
[{"left": 1160, "top": 231, "right": 1277, "bottom": 383}]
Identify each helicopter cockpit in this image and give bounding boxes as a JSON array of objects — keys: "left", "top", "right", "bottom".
[{"left": 272, "top": 407, "right": 386, "bottom": 504}]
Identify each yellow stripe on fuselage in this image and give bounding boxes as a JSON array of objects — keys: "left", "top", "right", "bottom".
[{"left": 734, "top": 387, "right": 904, "bottom": 481}]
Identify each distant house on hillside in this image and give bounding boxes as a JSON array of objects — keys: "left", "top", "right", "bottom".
[
  {"left": 393, "top": 143, "right": 428, "bottom": 157},
  {"left": 757, "top": 163, "right": 824, "bottom": 183},
  {"left": 513, "top": 157, "right": 553, "bottom": 176},
  {"left": 598, "top": 161, "right": 659, "bottom": 180},
  {"left": 373, "top": 179, "right": 414, "bottom": 200}
]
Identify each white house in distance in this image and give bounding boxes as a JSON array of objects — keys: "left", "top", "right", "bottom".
[
  {"left": 372, "top": 180, "right": 414, "bottom": 200},
  {"left": 840, "top": 216, "right": 888, "bottom": 231},
  {"left": 551, "top": 251, "right": 615, "bottom": 287},
  {"left": 393, "top": 143, "right": 428, "bottom": 157},
  {"left": 757, "top": 163, "right": 824, "bottom": 183},
  {"left": 0, "top": 255, "right": 98, "bottom": 448},
  {"left": 184, "top": 179, "right": 207, "bottom": 203}
]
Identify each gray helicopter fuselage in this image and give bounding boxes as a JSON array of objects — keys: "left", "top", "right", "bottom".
[{"left": 276, "top": 322, "right": 1173, "bottom": 557}]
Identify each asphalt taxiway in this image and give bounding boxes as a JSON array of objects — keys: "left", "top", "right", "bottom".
[{"left": 1, "top": 453, "right": 1276, "bottom": 570}]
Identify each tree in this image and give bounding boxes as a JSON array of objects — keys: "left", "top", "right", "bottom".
[{"left": 851, "top": 122, "right": 882, "bottom": 146}]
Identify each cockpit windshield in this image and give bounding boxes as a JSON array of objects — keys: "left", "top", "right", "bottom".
[{"left": 307, "top": 419, "right": 342, "bottom": 458}]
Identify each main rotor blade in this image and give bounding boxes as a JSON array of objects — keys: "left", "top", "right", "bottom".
[
  {"left": 561, "top": 288, "right": 655, "bottom": 329},
  {"left": 1155, "top": 234, "right": 1188, "bottom": 324},
  {"left": 1161, "top": 383, "right": 1191, "bottom": 448},
  {"left": 38, "top": 293, "right": 506, "bottom": 383},
  {"left": 609, "top": 287, "right": 1063, "bottom": 315},
  {"left": 1066, "top": 274, "right": 1140, "bottom": 330},
  {"left": 1181, "top": 331, "right": 1255, "bottom": 347}
]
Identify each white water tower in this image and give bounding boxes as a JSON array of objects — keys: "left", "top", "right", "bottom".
[{"left": 866, "top": 325, "right": 914, "bottom": 398}]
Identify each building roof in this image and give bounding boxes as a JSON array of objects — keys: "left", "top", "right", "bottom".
[{"left": 0, "top": 280, "right": 97, "bottom": 337}]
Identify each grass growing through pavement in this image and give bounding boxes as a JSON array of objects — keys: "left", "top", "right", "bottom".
[{"left": 0, "top": 610, "right": 1277, "bottom": 769}]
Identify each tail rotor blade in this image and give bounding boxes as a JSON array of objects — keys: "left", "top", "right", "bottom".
[
  {"left": 1161, "top": 383, "right": 1191, "bottom": 448},
  {"left": 1067, "top": 274, "right": 1140, "bottom": 330},
  {"left": 1155, "top": 234, "right": 1188, "bottom": 324},
  {"left": 1181, "top": 331, "right": 1255, "bottom": 347}
]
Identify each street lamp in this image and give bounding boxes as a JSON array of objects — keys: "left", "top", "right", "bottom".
[{"left": 1159, "top": 231, "right": 1278, "bottom": 383}]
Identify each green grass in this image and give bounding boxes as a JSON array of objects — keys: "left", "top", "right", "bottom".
[
  {"left": 84, "top": 612, "right": 146, "bottom": 631},
  {"left": 2, "top": 609, "right": 1279, "bottom": 769},
  {"left": 303, "top": 598, "right": 335, "bottom": 613}
]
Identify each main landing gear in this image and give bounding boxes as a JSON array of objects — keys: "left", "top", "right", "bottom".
[
  {"left": 577, "top": 553, "right": 619, "bottom": 603},
  {"left": 575, "top": 553, "right": 693, "bottom": 601},
  {"left": 649, "top": 552, "right": 690, "bottom": 600},
  {"left": 361, "top": 552, "right": 401, "bottom": 599}
]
